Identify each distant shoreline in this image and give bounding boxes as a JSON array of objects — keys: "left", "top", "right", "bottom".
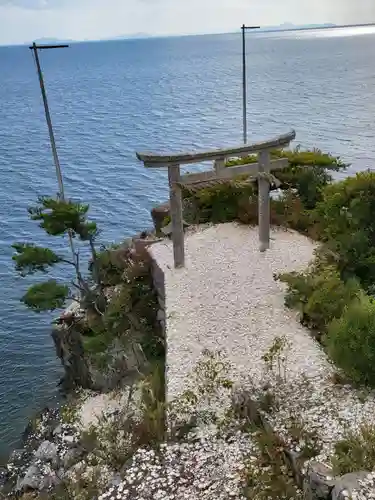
[
  {"left": 2, "top": 22, "right": 375, "bottom": 48},
  {"left": 255, "top": 22, "right": 375, "bottom": 34}
]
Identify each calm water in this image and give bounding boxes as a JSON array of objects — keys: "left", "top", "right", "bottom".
[{"left": 0, "top": 27, "right": 375, "bottom": 455}]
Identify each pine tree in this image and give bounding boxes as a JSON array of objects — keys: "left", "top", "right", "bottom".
[{"left": 12, "top": 195, "right": 104, "bottom": 313}]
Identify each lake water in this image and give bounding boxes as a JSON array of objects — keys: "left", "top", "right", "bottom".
[{"left": 0, "top": 26, "right": 375, "bottom": 456}]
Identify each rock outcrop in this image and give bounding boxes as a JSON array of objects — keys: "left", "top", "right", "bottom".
[
  {"left": 52, "top": 307, "right": 146, "bottom": 392},
  {"left": 0, "top": 399, "right": 125, "bottom": 497},
  {"left": 52, "top": 303, "right": 93, "bottom": 391},
  {"left": 1, "top": 407, "right": 76, "bottom": 495}
]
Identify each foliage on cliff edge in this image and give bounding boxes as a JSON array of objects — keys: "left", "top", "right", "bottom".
[
  {"left": 12, "top": 196, "right": 164, "bottom": 379},
  {"left": 279, "top": 171, "right": 375, "bottom": 386},
  {"left": 181, "top": 147, "right": 347, "bottom": 233}
]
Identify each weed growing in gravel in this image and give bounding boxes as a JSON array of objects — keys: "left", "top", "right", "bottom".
[
  {"left": 47, "top": 467, "right": 104, "bottom": 500},
  {"left": 243, "top": 429, "right": 303, "bottom": 500},
  {"left": 258, "top": 388, "right": 279, "bottom": 414},
  {"left": 232, "top": 378, "right": 322, "bottom": 498},
  {"left": 262, "top": 336, "right": 291, "bottom": 382},
  {"left": 168, "top": 349, "right": 234, "bottom": 439},
  {"left": 286, "top": 415, "right": 322, "bottom": 461},
  {"left": 60, "top": 398, "right": 82, "bottom": 426},
  {"left": 332, "top": 424, "right": 375, "bottom": 475},
  {"left": 192, "top": 349, "right": 234, "bottom": 396},
  {"left": 80, "top": 363, "right": 166, "bottom": 472}
]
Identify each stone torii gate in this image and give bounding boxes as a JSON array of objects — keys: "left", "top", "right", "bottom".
[{"left": 137, "top": 130, "right": 296, "bottom": 268}]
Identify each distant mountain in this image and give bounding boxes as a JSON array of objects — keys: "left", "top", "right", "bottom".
[{"left": 105, "top": 33, "right": 153, "bottom": 41}]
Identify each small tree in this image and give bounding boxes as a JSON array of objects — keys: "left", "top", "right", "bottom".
[{"left": 12, "top": 195, "right": 104, "bottom": 313}]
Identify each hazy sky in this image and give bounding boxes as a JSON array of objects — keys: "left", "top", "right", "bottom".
[{"left": 0, "top": 0, "right": 375, "bottom": 45}]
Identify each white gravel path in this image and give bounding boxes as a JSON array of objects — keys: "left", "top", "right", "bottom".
[{"left": 150, "top": 223, "right": 325, "bottom": 399}]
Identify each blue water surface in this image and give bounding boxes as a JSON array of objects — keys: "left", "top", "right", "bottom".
[{"left": 0, "top": 28, "right": 375, "bottom": 455}]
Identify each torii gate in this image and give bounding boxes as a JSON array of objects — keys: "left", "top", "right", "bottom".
[{"left": 137, "top": 130, "right": 296, "bottom": 268}]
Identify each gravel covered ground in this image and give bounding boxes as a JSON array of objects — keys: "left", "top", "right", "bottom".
[
  {"left": 150, "top": 223, "right": 321, "bottom": 399},
  {"left": 98, "top": 223, "right": 375, "bottom": 499},
  {"left": 149, "top": 223, "right": 375, "bottom": 498},
  {"left": 98, "top": 426, "right": 258, "bottom": 500}
]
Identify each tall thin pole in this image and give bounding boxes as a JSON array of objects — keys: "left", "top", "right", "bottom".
[
  {"left": 241, "top": 25, "right": 247, "bottom": 144},
  {"left": 241, "top": 25, "right": 260, "bottom": 144},
  {"left": 29, "top": 42, "right": 68, "bottom": 199},
  {"left": 29, "top": 43, "right": 76, "bottom": 260}
]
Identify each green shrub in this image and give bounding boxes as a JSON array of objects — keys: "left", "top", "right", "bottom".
[
  {"left": 236, "top": 189, "right": 318, "bottom": 237},
  {"left": 326, "top": 295, "right": 375, "bottom": 385},
  {"left": 315, "top": 171, "right": 375, "bottom": 289},
  {"left": 270, "top": 191, "right": 316, "bottom": 235},
  {"left": 278, "top": 258, "right": 362, "bottom": 334},
  {"left": 80, "top": 243, "right": 163, "bottom": 368},
  {"left": 82, "top": 332, "right": 113, "bottom": 355},
  {"left": 182, "top": 180, "right": 255, "bottom": 224},
  {"left": 103, "top": 285, "right": 132, "bottom": 337},
  {"left": 332, "top": 425, "right": 375, "bottom": 475},
  {"left": 274, "top": 149, "right": 347, "bottom": 210},
  {"left": 96, "top": 245, "right": 126, "bottom": 286},
  {"left": 277, "top": 165, "right": 330, "bottom": 210},
  {"left": 184, "top": 182, "right": 315, "bottom": 234},
  {"left": 182, "top": 148, "right": 346, "bottom": 228},
  {"left": 226, "top": 147, "right": 346, "bottom": 171},
  {"left": 227, "top": 147, "right": 347, "bottom": 211}
]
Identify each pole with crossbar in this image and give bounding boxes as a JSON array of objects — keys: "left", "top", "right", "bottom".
[
  {"left": 241, "top": 24, "right": 260, "bottom": 144},
  {"left": 29, "top": 42, "right": 69, "bottom": 198}
]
